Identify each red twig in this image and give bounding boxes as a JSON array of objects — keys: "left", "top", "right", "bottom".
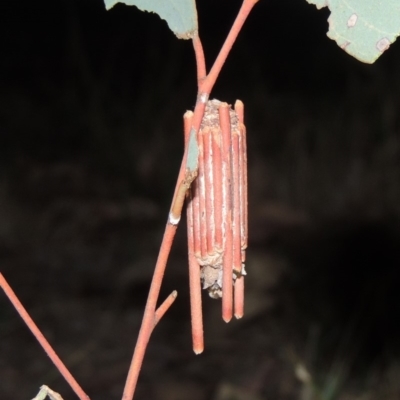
[
  {"left": 219, "top": 103, "right": 234, "bottom": 323},
  {"left": 121, "top": 225, "right": 180, "bottom": 400},
  {"left": 212, "top": 128, "right": 224, "bottom": 250},
  {"left": 122, "top": 109, "right": 197, "bottom": 399},
  {"left": 235, "top": 100, "right": 248, "bottom": 251},
  {"left": 188, "top": 251, "right": 204, "bottom": 354},
  {"left": 203, "top": 129, "right": 215, "bottom": 254},
  {"left": 199, "top": 0, "right": 259, "bottom": 95},
  {"left": 192, "top": 31, "right": 207, "bottom": 85},
  {"left": 186, "top": 112, "right": 205, "bottom": 354},
  {"left": 0, "top": 273, "right": 90, "bottom": 400},
  {"left": 155, "top": 291, "right": 178, "bottom": 325},
  {"left": 234, "top": 100, "right": 247, "bottom": 319},
  {"left": 234, "top": 275, "right": 245, "bottom": 319},
  {"left": 198, "top": 131, "right": 208, "bottom": 258}
]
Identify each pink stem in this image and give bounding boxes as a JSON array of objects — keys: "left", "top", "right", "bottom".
[
  {"left": 231, "top": 129, "right": 242, "bottom": 275},
  {"left": 192, "top": 31, "right": 207, "bottom": 86},
  {"left": 219, "top": 103, "right": 233, "bottom": 323},
  {"left": 0, "top": 273, "right": 90, "bottom": 400},
  {"left": 197, "top": 130, "right": 208, "bottom": 259},
  {"left": 155, "top": 291, "right": 178, "bottom": 325},
  {"left": 199, "top": 0, "right": 259, "bottom": 95},
  {"left": 203, "top": 128, "right": 216, "bottom": 254},
  {"left": 185, "top": 113, "right": 205, "bottom": 354},
  {"left": 122, "top": 224, "right": 178, "bottom": 400},
  {"left": 212, "top": 127, "right": 224, "bottom": 251},
  {"left": 188, "top": 252, "right": 204, "bottom": 354},
  {"left": 234, "top": 276, "right": 245, "bottom": 319}
]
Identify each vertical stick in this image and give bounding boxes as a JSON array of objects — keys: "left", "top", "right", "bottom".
[
  {"left": 241, "top": 124, "right": 248, "bottom": 252},
  {"left": 234, "top": 100, "right": 244, "bottom": 123},
  {"left": 192, "top": 32, "right": 207, "bottom": 85},
  {"left": 212, "top": 127, "right": 223, "bottom": 251},
  {"left": 234, "top": 276, "right": 245, "bottom": 319},
  {"left": 235, "top": 101, "right": 248, "bottom": 252},
  {"left": 191, "top": 134, "right": 202, "bottom": 258},
  {"left": 122, "top": 224, "right": 178, "bottom": 400},
  {"left": 185, "top": 113, "right": 204, "bottom": 354},
  {"left": 234, "top": 100, "right": 247, "bottom": 318},
  {"left": 219, "top": 103, "right": 233, "bottom": 323},
  {"left": 188, "top": 193, "right": 204, "bottom": 353},
  {"left": 203, "top": 128, "right": 216, "bottom": 255},
  {"left": 188, "top": 252, "right": 204, "bottom": 354},
  {"left": 231, "top": 128, "right": 242, "bottom": 275},
  {"left": 197, "top": 130, "right": 208, "bottom": 259},
  {"left": 191, "top": 184, "right": 201, "bottom": 258}
]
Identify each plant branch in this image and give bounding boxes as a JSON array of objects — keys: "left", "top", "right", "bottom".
[
  {"left": 121, "top": 223, "right": 179, "bottom": 400},
  {"left": 201, "top": 0, "right": 259, "bottom": 95},
  {"left": 193, "top": 31, "right": 207, "bottom": 86},
  {"left": 188, "top": 0, "right": 259, "bottom": 160},
  {"left": 121, "top": 112, "right": 194, "bottom": 400},
  {"left": 155, "top": 290, "right": 178, "bottom": 325},
  {"left": 0, "top": 273, "right": 90, "bottom": 400}
]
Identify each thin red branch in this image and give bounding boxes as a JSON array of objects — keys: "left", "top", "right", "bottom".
[
  {"left": 187, "top": 183, "right": 204, "bottom": 354},
  {"left": 185, "top": 113, "right": 205, "bottom": 354},
  {"left": 231, "top": 129, "right": 242, "bottom": 275},
  {"left": 212, "top": 128, "right": 224, "bottom": 250},
  {"left": 0, "top": 273, "right": 90, "bottom": 400},
  {"left": 219, "top": 103, "right": 234, "bottom": 323},
  {"left": 188, "top": 252, "right": 204, "bottom": 354},
  {"left": 234, "top": 100, "right": 247, "bottom": 319},
  {"left": 192, "top": 31, "right": 207, "bottom": 86},
  {"left": 155, "top": 291, "right": 178, "bottom": 325},
  {"left": 199, "top": 0, "right": 259, "bottom": 95},
  {"left": 122, "top": 109, "right": 199, "bottom": 400},
  {"left": 234, "top": 276, "right": 245, "bottom": 319},
  {"left": 198, "top": 131, "right": 208, "bottom": 259},
  {"left": 203, "top": 128, "right": 215, "bottom": 254},
  {"left": 122, "top": 223, "right": 178, "bottom": 400},
  {"left": 192, "top": 174, "right": 201, "bottom": 256}
]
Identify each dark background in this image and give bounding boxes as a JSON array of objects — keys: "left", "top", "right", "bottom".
[{"left": 1, "top": 1, "right": 400, "bottom": 399}]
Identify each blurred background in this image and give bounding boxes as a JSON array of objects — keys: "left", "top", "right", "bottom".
[{"left": 1, "top": 0, "right": 400, "bottom": 399}]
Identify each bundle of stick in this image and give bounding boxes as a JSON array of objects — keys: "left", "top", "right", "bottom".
[{"left": 186, "top": 99, "right": 248, "bottom": 354}]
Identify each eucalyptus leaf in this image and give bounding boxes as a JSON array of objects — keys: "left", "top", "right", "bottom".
[
  {"left": 307, "top": 0, "right": 400, "bottom": 63},
  {"left": 104, "top": 0, "right": 198, "bottom": 40}
]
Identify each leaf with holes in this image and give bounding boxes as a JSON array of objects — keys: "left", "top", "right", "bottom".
[
  {"left": 104, "top": 0, "right": 198, "bottom": 39},
  {"left": 307, "top": 0, "right": 400, "bottom": 64}
]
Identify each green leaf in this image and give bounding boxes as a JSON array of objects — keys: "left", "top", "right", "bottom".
[
  {"left": 104, "top": 0, "right": 198, "bottom": 40},
  {"left": 306, "top": 0, "right": 400, "bottom": 64},
  {"left": 186, "top": 127, "right": 199, "bottom": 173}
]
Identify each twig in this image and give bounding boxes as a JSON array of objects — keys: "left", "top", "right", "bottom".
[
  {"left": 192, "top": 31, "right": 206, "bottom": 85},
  {"left": 200, "top": 0, "right": 260, "bottom": 95},
  {"left": 154, "top": 291, "right": 178, "bottom": 325},
  {"left": 0, "top": 273, "right": 90, "bottom": 400},
  {"left": 219, "top": 103, "right": 234, "bottom": 323},
  {"left": 122, "top": 0, "right": 258, "bottom": 398},
  {"left": 121, "top": 226, "right": 181, "bottom": 400}
]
